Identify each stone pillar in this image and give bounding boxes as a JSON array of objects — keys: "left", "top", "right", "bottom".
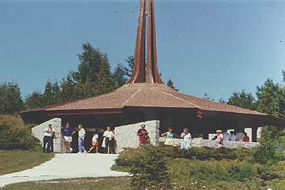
[
  {"left": 32, "top": 118, "right": 64, "bottom": 152},
  {"left": 257, "top": 127, "right": 263, "bottom": 139},
  {"left": 252, "top": 127, "right": 258, "bottom": 142},
  {"left": 115, "top": 120, "right": 160, "bottom": 153}
]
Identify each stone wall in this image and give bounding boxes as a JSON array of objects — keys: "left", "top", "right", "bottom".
[
  {"left": 115, "top": 120, "right": 160, "bottom": 153},
  {"left": 159, "top": 137, "right": 260, "bottom": 149},
  {"left": 32, "top": 118, "right": 63, "bottom": 152}
]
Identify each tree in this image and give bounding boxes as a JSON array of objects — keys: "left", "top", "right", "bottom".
[
  {"left": 227, "top": 90, "right": 257, "bottom": 110},
  {"left": 255, "top": 78, "right": 285, "bottom": 142},
  {"left": 0, "top": 82, "right": 25, "bottom": 114},
  {"left": 256, "top": 79, "right": 285, "bottom": 118},
  {"left": 113, "top": 63, "right": 128, "bottom": 87},
  {"left": 124, "top": 56, "right": 135, "bottom": 78},
  {"left": 25, "top": 91, "right": 46, "bottom": 109},
  {"left": 96, "top": 54, "right": 116, "bottom": 94},
  {"left": 167, "top": 79, "right": 178, "bottom": 91}
]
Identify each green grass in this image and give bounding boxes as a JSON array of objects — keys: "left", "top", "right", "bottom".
[
  {"left": 2, "top": 177, "right": 131, "bottom": 190},
  {"left": 0, "top": 150, "right": 54, "bottom": 175}
]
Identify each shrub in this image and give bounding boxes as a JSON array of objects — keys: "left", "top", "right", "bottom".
[
  {"left": 115, "top": 146, "right": 251, "bottom": 169},
  {"left": 252, "top": 142, "right": 284, "bottom": 164},
  {"left": 0, "top": 115, "right": 38, "bottom": 150},
  {"left": 168, "top": 158, "right": 260, "bottom": 189},
  {"left": 125, "top": 146, "right": 171, "bottom": 190}
]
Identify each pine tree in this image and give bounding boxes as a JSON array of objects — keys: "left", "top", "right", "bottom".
[
  {"left": 124, "top": 56, "right": 135, "bottom": 77},
  {"left": 72, "top": 43, "right": 103, "bottom": 83},
  {"left": 113, "top": 63, "right": 128, "bottom": 87},
  {"left": 0, "top": 82, "right": 25, "bottom": 114},
  {"left": 167, "top": 79, "right": 178, "bottom": 91},
  {"left": 96, "top": 54, "right": 116, "bottom": 94}
]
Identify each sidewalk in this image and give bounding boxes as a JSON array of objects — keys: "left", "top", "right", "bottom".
[{"left": 0, "top": 154, "right": 128, "bottom": 188}]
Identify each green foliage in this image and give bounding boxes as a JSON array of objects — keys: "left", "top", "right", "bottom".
[
  {"left": 113, "top": 63, "right": 128, "bottom": 87},
  {"left": 166, "top": 79, "right": 178, "bottom": 91},
  {"left": 114, "top": 145, "right": 285, "bottom": 190},
  {"left": 169, "top": 159, "right": 257, "bottom": 185},
  {"left": 124, "top": 56, "right": 134, "bottom": 78},
  {"left": 227, "top": 90, "right": 257, "bottom": 110},
  {"left": 0, "top": 115, "right": 38, "bottom": 150},
  {"left": 251, "top": 142, "right": 283, "bottom": 164},
  {"left": 0, "top": 82, "right": 25, "bottom": 114},
  {"left": 115, "top": 146, "right": 251, "bottom": 169},
  {"left": 126, "top": 146, "right": 171, "bottom": 190}
]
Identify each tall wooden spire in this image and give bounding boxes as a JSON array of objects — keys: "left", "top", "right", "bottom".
[{"left": 129, "top": 0, "right": 163, "bottom": 84}]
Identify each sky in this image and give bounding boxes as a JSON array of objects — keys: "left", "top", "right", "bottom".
[{"left": 0, "top": 0, "right": 285, "bottom": 101}]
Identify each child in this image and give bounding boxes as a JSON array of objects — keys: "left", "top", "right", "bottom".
[
  {"left": 161, "top": 127, "right": 174, "bottom": 146},
  {"left": 88, "top": 129, "right": 99, "bottom": 153}
]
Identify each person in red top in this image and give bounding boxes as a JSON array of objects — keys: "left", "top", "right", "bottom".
[
  {"left": 137, "top": 124, "right": 149, "bottom": 146},
  {"left": 243, "top": 132, "right": 250, "bottom": 142}
]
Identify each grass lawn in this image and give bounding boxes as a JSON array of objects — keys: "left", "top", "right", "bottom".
[
  {"left": 0, "top": 150, "right": 54, "bottom": 175},
  {"left": 2, "top": 177, "right": 131, "bottom": 190}
]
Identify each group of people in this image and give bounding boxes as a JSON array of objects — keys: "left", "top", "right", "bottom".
[
  {"left": 161, "top": 127, "right": 192, "bottom": 150},
  {"left": 43, "top": 123, "right": 116, "bottom": 154},
  {"left": 213, "top": 130, "right": 250, "bottom": 148},
  {"left": 43, "top": 123, "right": 251, "bottom": 153},
  {"left": 160, "top": 127, "right": 251, "bottom": 149}
]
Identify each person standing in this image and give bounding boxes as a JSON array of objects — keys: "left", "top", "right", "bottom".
[
  {"left": 223, "top": 131, "right": 230, "bottom": 141},
  {"left": 161, "top": 127, "right": 174, "bottom": 146},
  {"left": 78, "top": 124, "right": 87, "bottom": 153},
  {"left": 180, "top": 128, "right": 192, "bottom": 150},
  {"left": 103, "top": 126, "right": 115, "bottom": 154},
  {"left": 243, "top": 132, "right": 250, "bottom": 142},
  {"left": 236, "top": 132, "right": 245, "bottom": 142},
  {"left": 63, "top": 122, "right": 73, "bottom": 153},
  {"left": 137, "top": 124, "right": 149, "bottom": 146},
  {"left": 43, "top": 124, "right": 53, "bottom": 153},
  {"left": 229, "top": 131, "right": 237, "bottom": 141},
  {"left": 88, "top": 129, "right": 99, "bottom": 153},
  {"left": 215, "top": 130, "right": 224, "bottom": 148}
]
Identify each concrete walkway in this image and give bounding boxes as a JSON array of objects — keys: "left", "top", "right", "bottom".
[{"left": 0, "top": 154, "right": 128, "bottom": 188}]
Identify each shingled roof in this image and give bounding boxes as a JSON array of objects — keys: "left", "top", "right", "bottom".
[
  {"left": 21, "top": 0, "right": 285, "bottom": 128},
  {"left": 45, "top": 83, "right": 264, "bottom": 116}
]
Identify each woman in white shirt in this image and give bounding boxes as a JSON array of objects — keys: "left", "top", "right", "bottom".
[
  {"left": 103, "top": 126, "right": 115, "bottom": 154},
  {"left": 78, "top": 124, "right": 87, "bottom": 153},
  {"left": 181, "top": 128, "right": 192, "bottom": 150}
]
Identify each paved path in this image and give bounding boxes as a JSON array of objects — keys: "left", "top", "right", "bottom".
[{"left": 0, "top": 154, "right": 128, "bottom": 188}]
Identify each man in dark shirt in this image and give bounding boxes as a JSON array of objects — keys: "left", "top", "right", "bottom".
[{"left": 63, "top": 123, "right": 73, "bottom": 153}]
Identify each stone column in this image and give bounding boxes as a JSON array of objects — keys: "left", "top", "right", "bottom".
[
  {"left": 244, "top": 128, "right": 252, "bottom": 142},
  {"left": 32, "top": 118, "right": 64, "bottom": 152},
  {"left": 115, "top": 120, "right": 160, "bottom": 153}
]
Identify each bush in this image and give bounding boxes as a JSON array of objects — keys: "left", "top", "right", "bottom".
[
  {"left": 122, "top": 146, "right": 171, "bottom": 190},
  {"left": 252, "top": 142, "right": 284, "bottom": 164},
  {"left": 0, "top": 115, "right": 38, "bottom": 150},
  {"left": 168, "top": 159, "right": 258, "bottom": 184},
  {"left": 115, "top": 146, "right": 251, "bottom": 169}
]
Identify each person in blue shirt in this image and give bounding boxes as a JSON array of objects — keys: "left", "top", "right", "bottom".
[{"left": 63, "top": 122, "right": 73, "bottom": 153}]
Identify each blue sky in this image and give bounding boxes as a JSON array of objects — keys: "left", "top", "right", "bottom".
[{"left": 0, "top": 0, "right": 285, "bottom": 100}]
